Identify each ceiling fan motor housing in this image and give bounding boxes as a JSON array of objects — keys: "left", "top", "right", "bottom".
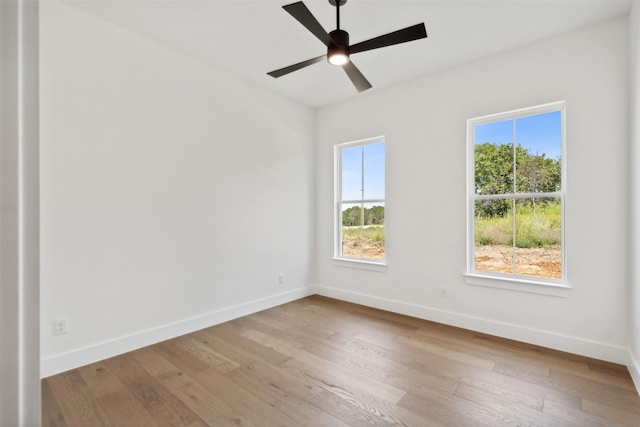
[{"left": 328, "top": 29, "right": 350, "bottom": 64}]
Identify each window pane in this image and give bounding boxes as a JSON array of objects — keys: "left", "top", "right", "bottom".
[
  {"left": 514, "top": 198, "right": 562, "bottom": 279},
  {"left": 515, "top": 111, "right": 562, "bottom": 193},
  {"left": 474, "top": 199, "right": 514, "bottom": 274},
  {"left": 341, "top": 203, "right": 362, "bottom": 258},
  {"left": 340, "top": 202, "right": 385, "bottom": 260},
  {"left": 363, "top": 142, "right": 385, "bottom": 200},
  {"left": 362, "top": 202, "right": 384, "bottom": 260},
  {"left": 341, "top": 146, "right": 362, "bottom": 201},
  {"left": 474, "top": 120, "right": 514, "bottom": 195}
]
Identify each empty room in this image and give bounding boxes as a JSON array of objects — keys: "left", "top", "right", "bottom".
[{"left": 2, "top": 0, "right": 640, "bottom": 425}]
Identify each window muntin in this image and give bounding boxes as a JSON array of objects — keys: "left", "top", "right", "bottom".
[
  {"left": 335, "top": 137, "right": 385, "bottom": 263},
  {"left": 468, "top": 103, "right": 565, "bottom": 284}
]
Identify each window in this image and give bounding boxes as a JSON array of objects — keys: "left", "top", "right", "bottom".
[
  {"left": 467, "top": 102, "right": 566, "bottom": 287},
  {"left": 335, "top": 137, "right": 385, "bottom": 264}
]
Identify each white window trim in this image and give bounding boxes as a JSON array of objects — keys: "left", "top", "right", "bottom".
[
  {"left": 332, "top": 257, "right": 387, "bottom": 272},
  {"left": 465, "top": 101, "right": 570, "bottom": 296},
  {"left": 334, "top": 135, "right": 387, "bottom": 269}
]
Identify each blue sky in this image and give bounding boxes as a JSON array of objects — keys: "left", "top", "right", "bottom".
[
  {"left": 474, "top": 111, "right": 562, "bottom": 160},
  {"left": 341, "top": 142, "right": 385, "bottom": 202}
]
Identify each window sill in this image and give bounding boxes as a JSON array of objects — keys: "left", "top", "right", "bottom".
[
  {"left": 463, "top": 273, "right": 571, "bottom": 297},
  {"left": 332, "top": 258, "right": 387, "bottom": 272}
]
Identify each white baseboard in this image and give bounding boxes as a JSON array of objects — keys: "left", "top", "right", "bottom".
[
  {"left": 42, "top": 284, "right": 633, "bottom": 381},
  {"left": 313, "top": 285, "right": 629, "bottom": 365},
  {"left": 41, "top": 286, "right": 315, "bottom": 378},
  {"left": 628, "top": 349, "right": 640, "bottom": 395}
]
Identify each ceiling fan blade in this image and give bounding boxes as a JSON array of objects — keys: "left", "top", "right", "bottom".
[
  {"left": 343, "top": 61, "right": 372, "bottom": 93},
  {"left": 283, "top": 2, "right": 334, "bottom": 47},
  {"left": 349, "top": 23, "right": 427, "bottom": 55},
  {"left": 267, "top": 55, "right": 325, "bottom": 78}
]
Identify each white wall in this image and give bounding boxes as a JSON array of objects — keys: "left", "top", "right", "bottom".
[
  {"left": 629, "top": 0, "right": 640, "bottom": 388},
  {"left": 316, "top": 18, "right": 630, "bottom": 363},
  {"left": 40, "top": 1, "right": 315, "bottom": 377}
]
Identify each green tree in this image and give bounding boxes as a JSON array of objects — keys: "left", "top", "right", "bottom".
[
  {"left": 517, "top": 153, "right": 561, "bottom": 193},
  {"left": 368, "top": 206, "right": 385, "bottom": 225},
  {"left": 475, "top": 142, "right": 560, "bottom": 218},
  {"left": 475, "top": 142, "right": 514, "bottom": 195},
  {"left": 475, "top": 143, "right": 513, "bottom": 217},
  {"left": 342, "top": 206, "right": 361, "bottom": 226},
  {"left": 342, "top": 205, "right": 385, "bottom": 226}
]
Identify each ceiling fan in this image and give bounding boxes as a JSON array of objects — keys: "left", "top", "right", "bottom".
[{"left": 267, "top": 0, "right": 428, "bottom": 93}]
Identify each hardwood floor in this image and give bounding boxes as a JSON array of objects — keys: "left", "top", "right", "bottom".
[{"left": 42, "top": 295, "right": 640, "bottom": 426}]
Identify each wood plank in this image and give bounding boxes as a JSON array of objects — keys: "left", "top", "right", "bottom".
[
  {"left": 282, "top": 361, "right": 431, "bottom": 427},
  {"left": 243, "top": 328, "right": 407, "bottom": 403},
  {"left": 542, "top": 398, "right": 621, "bottom": 426},
  {"left": 451, "top": 374, "right": 545, "bottom": 412},
  {"left": 171, "top": 335, "right": 240, "bottom": 374},
  {"left": 45, "top": 370, "right": 110, "bottom": 427},
  {"left": 396, "top": 334, "right": 496, "bottom": 370},
  {"left": 192, "top": 367, "right": 301, "bottom": 427},
  {"left": 96, "top": 389, "right": 160, "bottom": 427},
  {"left": 41, "top": 379, "right": 68, "bottom": 427},
  {"left": 470, "top": 333, "right": 595, "bottom": 376},
  {"left": 305, "top": 411, "right": 352, "bottom": 427},
  {"left": 495, "top": 362, "right": 640, "bottom": 413},
  {"left": 398, "top": 392, "right": 496, "bottom": 426},
  {"left": 223, "top": 362, "right": 324, "bottom": 425},
  {"left": 356, "top": 328, "right": 586, "bottom": 411},
  {"left": 582, "top": 398, "right": 640, "bottom": 425},
  {"left": 151, "top": 337, "right": 212, "bottom": 377},
  {"left": 471, "top": 333, "right": 637, "bottom": 391},
  {"left": 306, "top": 389, "right": 398, "bottom": 427},
  {"left": 453, "top": 383, "right": 573, "bottom": 426},
  {"left": 76, "top": 361, "right": 126, "bottom": 399},
  {"left": 200, "top": 322, "right": 292, "bottom": 366},
  {"left": 133, "top": 347, "right": 257, "bottom": 427},
  {"left": 104, "top": 352, "right": 207, "bottom": 427},
  {"left": 297, "top": 334, "right": 459, "bottom": 397}
]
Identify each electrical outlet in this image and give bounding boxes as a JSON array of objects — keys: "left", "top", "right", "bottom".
[
  {"left": 278, "top": 274, "right": 286, "bottom": 285},
  {"left": 53, "top": 318, "right": 68, "bottom": 335},
  {"left": 439, "top": 287, "right": 449, "bottom": 298}
]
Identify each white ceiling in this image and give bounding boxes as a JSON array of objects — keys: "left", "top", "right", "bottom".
[{"left": 63, "top": 0, "right": 631, "bottom": 108}]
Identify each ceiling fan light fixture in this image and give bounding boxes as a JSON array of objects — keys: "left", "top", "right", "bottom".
[
  {"left": 327, "top": 29, "right": 350, "bottom": 66},
  {"left": 328, "top": 47, "right": 349, "bottom": 66}
]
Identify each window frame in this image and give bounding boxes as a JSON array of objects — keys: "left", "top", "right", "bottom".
[
  {"left": 334, "top": 136, "right": 386, "bottom": 268},
  {"left": 465, "top": 102, "right": 570, "bottom": 295}
]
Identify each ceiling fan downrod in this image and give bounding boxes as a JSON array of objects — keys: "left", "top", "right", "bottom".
[
  {"left": 328, "top": 0, "right": 349, "bottom": 65},
  {"left": 330, "top": 0, "right": 347, "bottom": 29}
]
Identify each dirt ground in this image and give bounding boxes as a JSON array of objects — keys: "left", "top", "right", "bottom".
[
  {"left": 342, "top": 238, "right": 562, "bottom": 279},
  {"left": 343, "top": 238, "right": 560, "bottom": 279},
  {"left": 475, "top": 244, "right": 561, "bottom": 279},
  {"left": 342, "top": 236, "right": 385, "bottom": 260}
]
